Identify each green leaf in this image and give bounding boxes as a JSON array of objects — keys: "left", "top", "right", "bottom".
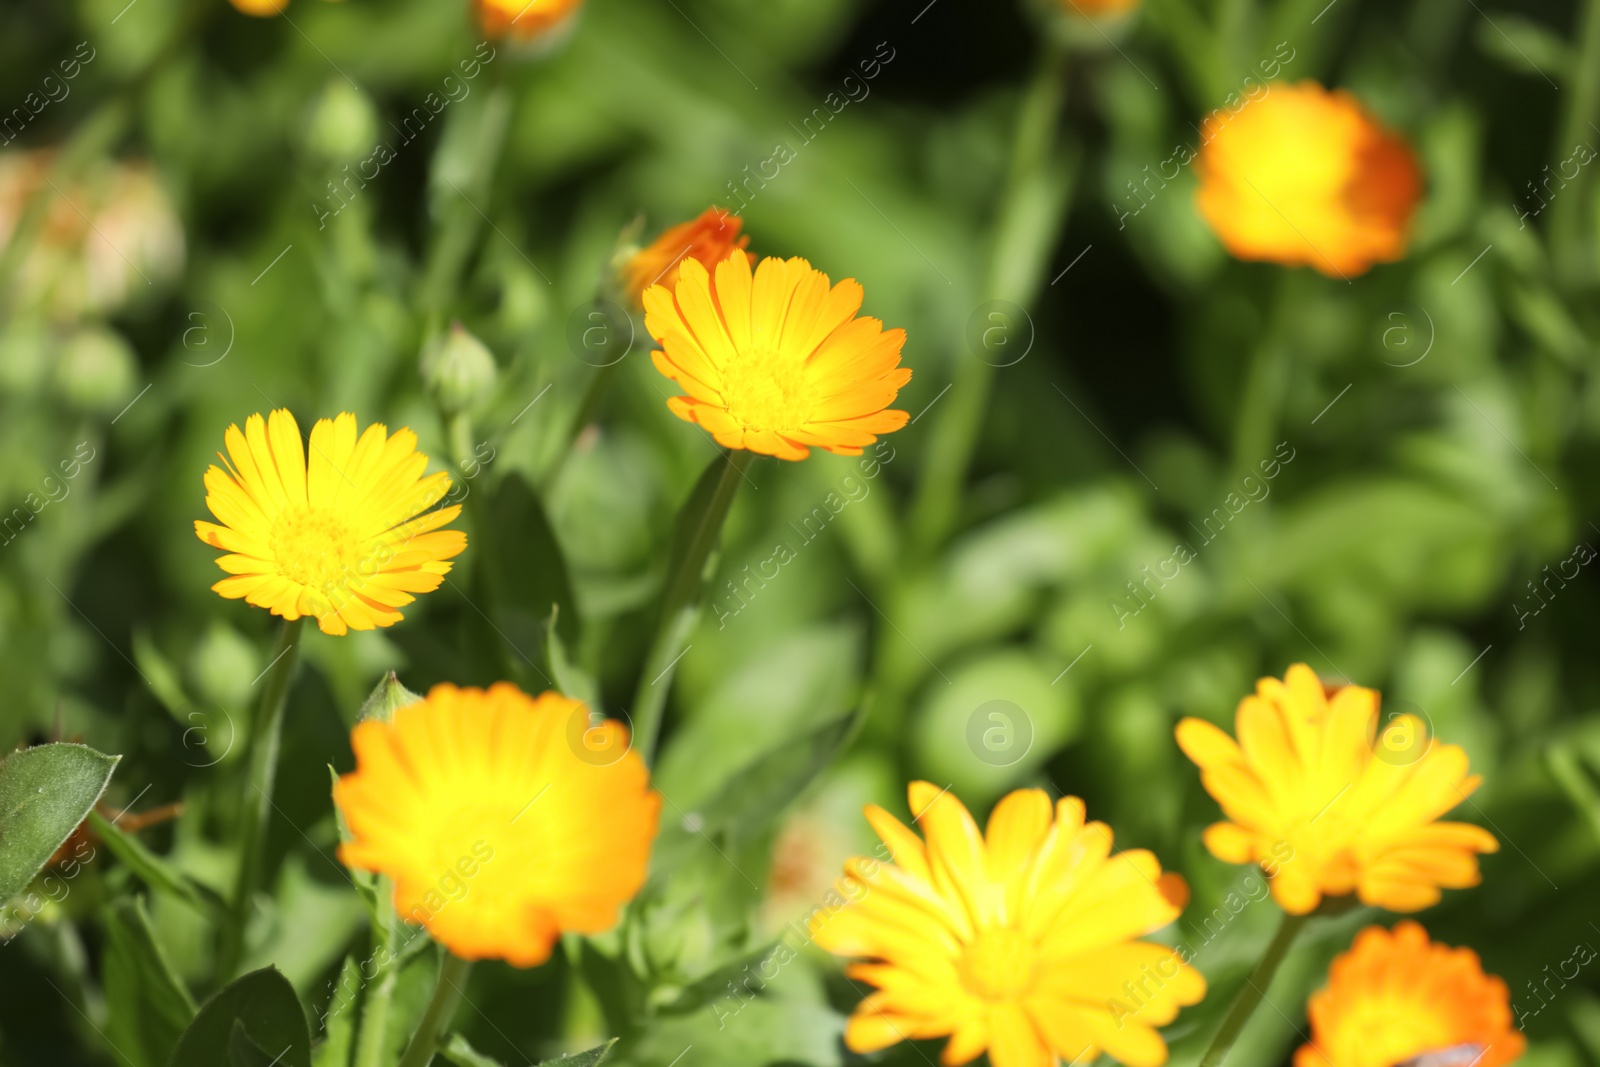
[
  {"left": 537, "top": 1039, "right": 617, "bottom": 1067},
  {"left": 544, "top": 604, "right": 599, "bottom": 706},
  {"left": 169, "top": 967, "right": 312, "bottom": 1067},
  {"left": 441, "top": 1032, "right": 505, "bottom": 1066},
  {"left": 89, "top": 811, "right": 224, "bottom": 918},
  {"left": 1474, "top": 16, "right": 1572, "bottom": 80},
  {"left": 0, "top": 742, "right": 119, "bottom": 906},
  {"left": 662, "top": 706, "right": 861, "bottom": 856},
  {"left": 103, "top": 896, "right": 198, "bottom": 1067},
  {"left": 478, "top": 472, "right": 580, "bottom": 687},
  {"left": 229, "top": 1020, "right": 280, "bottom": 1067}
]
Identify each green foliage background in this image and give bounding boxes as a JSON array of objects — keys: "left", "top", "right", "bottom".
[{"left": 2, "top": 0, "right": 1599, "bottom": 1062}]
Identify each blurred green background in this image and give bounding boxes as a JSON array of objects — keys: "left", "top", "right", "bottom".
[{"left": 2, "top": 0, "right": 1599, "bottom": 1062}]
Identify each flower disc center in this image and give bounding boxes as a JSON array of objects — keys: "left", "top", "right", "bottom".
[
  {"left": 719, "top": 347, "right": 809, "bottom": 431},
  {"left": 273, "top": 507, "right": 361, "bottom": 593},
  {"left": 959, "top": 926, "right": 1038, "bottom": 1002}
]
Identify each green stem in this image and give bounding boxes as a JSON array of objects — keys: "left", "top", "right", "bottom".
[
  {"left": 396, "top": 952, "right": 474, "bottom": 1067},
  {"left": 909, "top": 36, "right": 1074, "bottom": 557},
  {"left": 418, "top": 83, "right": 514, "bottom": 317},
  {"left": 1197, "top": 910, "right": 1309, "bottom": 1067},
  {"left": 218, "top": 617, "right": 305, "bottom": 981},
  {"left": 352, "top": 881, "right": 399, "bottom": 1067},
  {"left": 1549, "top": 0, "right": 1600, "bottom": 282},
  {"left": 630, "top": 449, "right": 754, "bottom": 763},
  {"left": 1229, "top": 271, "right": 1295, "bottom": 480},
  {"left": 541, "top": 357, "right": 621, "bottom": 493}
]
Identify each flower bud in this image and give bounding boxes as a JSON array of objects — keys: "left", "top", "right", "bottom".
[
  {"left": 358, "top": 671, "right": 423, "bottom": 723},
  {"left": 55, "top": 327, "right": 137, "bottom": 414},
  {"left": 305, "top": 79, "right": 379, "bottom": 165},
  {"left": 420, "top": 322, "right": 498, "bottom": 414}
]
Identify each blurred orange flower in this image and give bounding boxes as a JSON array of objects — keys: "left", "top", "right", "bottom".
[
  {"left": 1057, "top": 0, "right": 1139, "bottom": 15},
  {"left": 1297, "top": 922, "right": 1524, "bottom": 1067},
  {"left": 1194, "top": 81, "right": 1421, "bottom": 277},
  {"left": 227, "top": 0, "right": 289, "bottom": 15},
  {"left": 643, "top": 252, "right": 911, "bottom": 460},
  {"left": 1176, "top": 664, "right": 1498, "bottom": 915},
  {"left": 476, "top": 0, "right": 583, "bottom": 42},
  {"left": 811, "top": 783, "right": 1203, "bottom": 1067},
  {"left": 334, "top": 683, "right": 660, "bottom": 966},
  {"left": 622, "top": 207, "right": 753, "bottom": 308}
]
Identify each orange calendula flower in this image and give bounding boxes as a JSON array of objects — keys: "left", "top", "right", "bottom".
[
  {"left": 228, "top": 0, "right": 289, "bottom": 15},
  {"left": 811, "top": 783, "right": 1204, "bottom": 1067},
  {"left": 643, "top": 252, "right": 911, "bottom": 460},
  {"left": 1176, "top": 664, "right": 1498, "bottom": 915},
  {"left": 334, "top": 683, "right": 661, "bottom": 966},
  {"left": 476, "top": 0, "right": 582, "bottom": 42},
  {"left": 1057, "top": 0, "right": 1139, "bottom": 16},
  {"left": 1194, "top": 81, "right": 1422, "bottom": 277},
  {"left": 1297, "top": 922, "right": 1525, "bottom": 1067},
  {"left": 194, "top": 410, "right": 465, "bottom": 636},
  {"left": 622, "top": 207, "right": 754, "bottom": 308}
]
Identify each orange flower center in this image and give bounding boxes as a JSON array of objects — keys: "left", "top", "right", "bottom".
[
  {"left": 958, "top": 927, "right": 1038, "bottom": 1002},
  {"left": 719, "top": 347, "right": 809, "bottom": 431},
  {"left": 272, "top": 507, "right": 361, "bottom": 593}
]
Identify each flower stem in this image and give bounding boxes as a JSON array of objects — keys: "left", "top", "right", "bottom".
[
  {"left": 1197, "top": 910, "right": 1309, "bottom": 1067},
  {"left": 909, "top": 35, "right": 1074, "bottom": 556},
  {"left": 1549, "top": 0, "right": 1600, "bottom": 282},
  {"left": 631, "top": 449, "right": 754, "bottom": 763},
  {"left": 218, "top": 616, "right": 305, "bottom": 981},
  {"left": 397, "top": 952, "right": 474, "bottom": 1067}
]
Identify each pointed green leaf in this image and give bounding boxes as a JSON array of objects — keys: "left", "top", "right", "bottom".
[
  {"left": 441, "top": 1033, "right": 505, "bottom": 1067},
  {"left": 537, "top": 1039, "right": 617, "bottom": 1067},
  {"left": 168, "top": 967, "right": 312, "bottom": 1067},
  {"left": 229, "top": 1020, "right": 280, "bottom": 1067},
  {"left": 89, "top": 811, "right": 224, "bottom": 919},
  {"left": 0, "top": 742, "right": 119, "bottom": 906},
  {"left": 544, "top": 604, "right": 598, "bottom": 706},
  {"left": 103, "top": 896, "right": 198, "bottom": 1067}
]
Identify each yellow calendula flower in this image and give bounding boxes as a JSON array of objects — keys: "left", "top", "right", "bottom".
[
  {"left": 811, "top": 783, "right": 1204, "bottom": 1067},
  {"left": 194, "top": 409, "right": 465, "bottom": 636},
  {"left": 643, "top": 252, "right": 912, "bottom": 461},
  {"left": 228, "top": 0, "right": 289, "bottom": 15},
  {"left": 475, "top": 0, "right": 582, "bottom": 42},
  {"left": 621, "top": 207, "right": 753, "bottom": 309},
  {"left": 1176, "top": 664, "right": 1498, "bottom": 915},
  {"left": 1194, "top": 81, "right": 1422, "bottom": 277},
  {"left": 1297, "top": 922, "right": 1525, "bottom": 1067},
  {"left": 334, "top": 683, "right": 660, "bottom": 966}
]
